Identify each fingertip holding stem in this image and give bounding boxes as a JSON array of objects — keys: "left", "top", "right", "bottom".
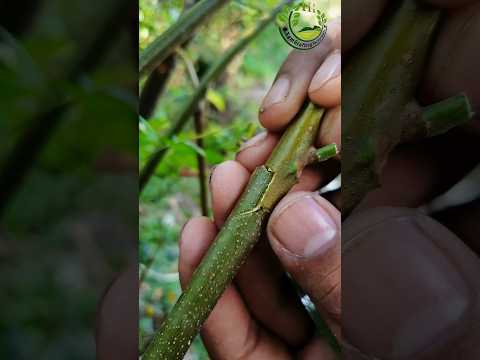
[
  {"left": 179, "top": 216, "right": 217, "bottom": 288},
  {"left": 210, "top": 160, "right": 250, "bottom": 227},
  {"left": 261, "top": 76, "right": 291, "bottom": 110},
  {"left": 267, "top": 192, "right": 341, "bottom": 346},
  {"left": 309, "top": 51, "right": 341, "bottom": 94},
  {"left": 238, "top": 132, "right": 267, "bottom": 152},
  {"left": 258, "top": 76, "right": 294, "bottom": 131}
]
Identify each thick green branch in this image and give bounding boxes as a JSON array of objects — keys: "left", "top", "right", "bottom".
[
  {"left": 342, "top": 0, "right": 473, "bottom": 217},
  {"left": 142, "top": 102, "right": 325, "bottom": 360},
  {"left": 139, "top": 4, "right": 286, "bottom": 191},
  {"left": 139, "top": 0, "right": 231, "bottom": 77},
  {"left": 343, "top": 0, "right": 441, "bottom": 216}
]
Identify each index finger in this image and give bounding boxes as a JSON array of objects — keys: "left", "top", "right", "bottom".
[{"left": 259, "top": 18, "right": 341, "bottom": 132}]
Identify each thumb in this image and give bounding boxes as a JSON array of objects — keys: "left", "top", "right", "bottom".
[
  {"left": 267, "top": 191, "right": 341, "bottom": 335},
  {"left": 343, "top": 207, "right": 480, "bottom": 359}
]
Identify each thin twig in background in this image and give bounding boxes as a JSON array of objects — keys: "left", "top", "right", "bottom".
[
  {"left": 139, "top": 0, "right": 200, "bottom": 120},
  {"left": 139, "top": 243, "right": 161, "bottom": 284},
  {"left": 192, "top": 60, "right": 210, "bottom": 216},
  {"left": 139, "top": 0, "right": 231, "bottom": 77},
  {"left": 194, "top": 106, "right": 209, "bottom": 216},
  {"left": 139, "top": 54, "right": 176, "bottom": 119},
  {"left": 179, "top": 52, "right": 210, "bottom": 216}
]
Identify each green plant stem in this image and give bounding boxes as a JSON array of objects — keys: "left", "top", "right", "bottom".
[
  {"left": 139, "top": 55, "right": 176, "bottom": 119},
  {"left": 311, "top": 143, "right": 338, "bottom": 163},
  {"left": 194, "top": 106, "right": 209, "bottom": 216},
  {"left": 401, "top": 94, "right": 474, "bottom": 142},
  {"left": 142, "top": 102, "right": 325, "bottom": 360},
  {"left": 139, "top": 0, "right": 231, "bottom": 77},
  {"left": 342, "top": 0, "right": 473, "bottom": 217},
  {"left": 192, "top": 60, "right": 211, "bottom": 217},
  {"left": 139, "top": 243, "right": 161, "bottom": 285},
  {"left": 343, "top": 0, "right": 440, "bottom": 215},
  {"left": 139, "top": 3, "right": 286, "bottom": 191},
  {"left": 422, "top": 93, "right": 474, "bottom": 137}
]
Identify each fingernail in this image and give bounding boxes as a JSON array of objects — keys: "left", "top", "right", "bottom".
[
  {"left": 261, "top": 76, "right": 291, "bottom": 110},
  {"left": 239, "top": 132, "right": 267, "bottom": 152},
  {"left": 271, "top": 196, "right": 337, "bottom": 258},
  {"left": 343, "top": 208, "right": 472, "bottom": 359},
  {"left": 310, "top": 51, "right": 341, "bottom": 93}
]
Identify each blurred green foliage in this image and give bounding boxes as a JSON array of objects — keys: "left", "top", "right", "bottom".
[
  {"left": 0, "top": 0, "right": 137, "bottom": 358},
  {"left": 139, "top": 0, "right": 339, "bottom": 358}
]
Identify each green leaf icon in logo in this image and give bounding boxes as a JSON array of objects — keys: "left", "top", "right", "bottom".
[{"left": 278, "top": 0, "right": 328, "bottom": 49}]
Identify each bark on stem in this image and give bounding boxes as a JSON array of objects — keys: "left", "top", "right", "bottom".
[{"left": 142, "top": 102, "right": 325, "bottom": 360}]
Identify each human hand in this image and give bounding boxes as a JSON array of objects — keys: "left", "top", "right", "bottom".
[{"left": 178, "top": 18, "right": 342, "bottom": 359}]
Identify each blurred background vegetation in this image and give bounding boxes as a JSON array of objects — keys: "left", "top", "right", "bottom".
[
  {"left": 139, "top": 0, "right": 340, "bottom": 358},
  {"left": 0, "top": 0, "right": 137, "bottom": 358}
]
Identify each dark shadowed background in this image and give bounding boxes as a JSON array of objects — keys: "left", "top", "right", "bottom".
[{"left": 0, "top": 0, "right": 138, "bottom": 359}]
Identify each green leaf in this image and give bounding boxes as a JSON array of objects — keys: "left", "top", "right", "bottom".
[
  {"left": 180, "top": 139, "right": 206, "bottom": 157},
  {"left": 206, "top": 88, "right": 226, "bottom": 112},
  {"left": 139, "top": 117, "right": 159, "bottom": 142}
]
